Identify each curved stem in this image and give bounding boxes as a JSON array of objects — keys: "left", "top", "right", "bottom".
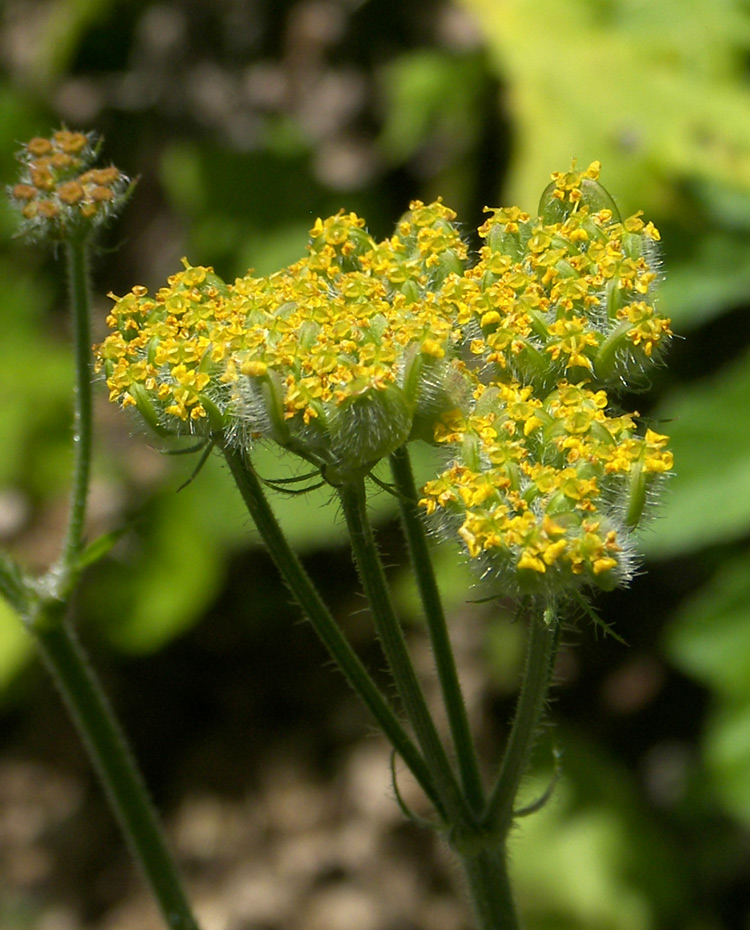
[
  {"left": 59, "top": 237, "right": 93, "bottom": 580},
  {"left": 337, "top": 478, "right": 468, "bottom": 824},
  {"left": 33, "top": 611, "right": 201, "bottom": 930},
  {"left": 482, "top": 606, "right": 560, "bottom": 837},
  {"left": 389, "top": 446, "right": 485, "bottom": 814},
  {"left": 219, "top": 443, "right": 445, "bottom": 818}
]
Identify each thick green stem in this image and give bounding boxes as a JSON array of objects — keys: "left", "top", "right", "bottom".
[
  {"left": 59, "top": 237, "right": 93, "bottom": 579},
  {"left": 458, "top": 844, "right": 521, "bottom": 930},
  {"left": 220, "top": 443, "right": 445, "bottom": 818},
  {"left": 482, "top": 607, "right": 559, "bottom": 837},
  {"left": 389, "top": 446, "right": 485, "bottom": 814},
  {"left": 33, "top": 612, "right": 200, "bottom": 930},
  {"left": 337, "top": 478, "right": 468, "bottom": 824}
]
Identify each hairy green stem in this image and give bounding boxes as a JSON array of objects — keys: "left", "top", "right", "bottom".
[
  {"left": 458, "top": 844, "right": 521, "bottom": 930},
  {"left": 482, "top": 607, "right": 560, "bottom": 837},
  {"left": 389, "top": 446, "right": 485, "bottom": 814},
  {"left": 59, "top": 237, "right": 93, "bottom": 581},
  {"left": 337, "top": 478, "right": 468, "bottom": 824},
  {"left": 33, "top": 611, "right": 200, "bottom": 930},
  {"left": 220, "top": 444, "right": 445, "bottom": 818}
]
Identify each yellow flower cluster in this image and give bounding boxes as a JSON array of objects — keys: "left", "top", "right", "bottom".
[
  {"left": 97, "top": 201, "right": 471, "bottom": 480},
  {"left": 443, "top": 160, "right": 669, "bottom": 392},
  {"left": 97, "top": 263, "right": 231, "bottom": 430},
  {"left": 9, "top": 130, "right": 131, "bottom": 241},
  {"left": 95, "top": 161, "right": 673, "bottom": 593},
  {"left": 420, "top": 380, "right": 672, "bottom": 594}
]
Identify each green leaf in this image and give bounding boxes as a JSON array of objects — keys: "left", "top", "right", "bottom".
[
  {"left": 31, "top": 0, "right": 117, "bottom": 87},
  {"left": 0, "top": 552, "right": 32, "bottom": 616},
  {"left": 664, "top": 552, "right": 750, "bottom": 823},
  {"left": 378, "top": 50, "right": 486, "bottom": 163},
  {"left": 661, "top": 231, "right": 750, "bottom": 329},
  {"left": 459, "top": 0, "right": 750, "bottom": 214},
  {"left": 640, "top": 348, "right": 750, "bottom": 558},
  {"left": 664, "top": 552, "right": 750, "bottom": 699},
  {"left": 511, "top": 733, "right": 683, "bottom": 928},
  {"left": 93, "top": 489, "right": 226, "bottom": 654},
  {"left": 703, "top": 699, "right": 750, "bottom": 825},
  {"left": 75, "top": 528, "right": 128, "bottom": 572},
  {"left": 90, "top": 443, "right": 362, "bottom": 654}
]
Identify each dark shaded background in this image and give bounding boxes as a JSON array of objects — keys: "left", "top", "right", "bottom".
[{"left": 2, "top": 1, "right": 750, "bottom": 928}]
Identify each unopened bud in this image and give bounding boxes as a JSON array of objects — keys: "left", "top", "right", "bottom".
[{"left": 8, "top": 129, "right": 133, "bottom": 244}]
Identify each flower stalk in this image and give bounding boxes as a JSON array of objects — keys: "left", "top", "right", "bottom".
[
  {"left": 59, "top": 236, "right": 93, "bottom": 580},
  {"left": 219, "top": 442, "right": 447, "bottom": 817},
  {"left": 389, "top": 445, "right": 485, "bottom": 814},
  {"left": 337, "top": 477, "right": 469, "bottom": 823},
  {"left": 4, "top": 131, "right": 200, "bottom": 930},
  {"left": 482, "top": 606, "right": 560, "bottom": 838},
  {"left": 459, "top": 845, "right": 520, "bottom": 930}
]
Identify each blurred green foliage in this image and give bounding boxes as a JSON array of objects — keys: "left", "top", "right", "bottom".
[{"left": 3, "top": 0, "right": 750, "bottom": 927}]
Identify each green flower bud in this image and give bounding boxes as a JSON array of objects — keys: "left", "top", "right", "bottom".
[
  {"left": 325, "top": 386, "right": 412, "bottom": 483},
  {"left": 538, "top": 160, "right": 620, "bottom": 225}
]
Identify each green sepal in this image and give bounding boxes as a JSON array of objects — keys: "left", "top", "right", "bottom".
[
  {"left": 401, "top": 345, "right": 424, "bottom": 408},
  {"left": 625, "top": 458, "right": 647, "bottom": 528},
  {"left": 460, "top": 431, "right": 482, "bottom": 474},
  {"left": 129, "top": 382, "right": 173, "bottom": 437},
  {"left": 261, "top": 372, "right": 292, "bottom": 445},
  {"left": 485, "top": 218, "right": 531, "bottom": 262},
  {"left": 514, "top": 341, "right": 556, "bottom": 390},
  {"left": 434, "top": 249, "right": 465, "bottom": 283},
  {"left": 399, "top": 278, "right": 422, "bottom": 305},
  {"left": 593, "top": 319, "right": 632, "bottom": 383},
  {"left": 198, "top": 393, "right": 226, "bottom": 434}
]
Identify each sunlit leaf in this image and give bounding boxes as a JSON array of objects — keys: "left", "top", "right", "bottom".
[
  {"left": 459, "top": 0, "right": 750, "bottom": 214},
  {"left": 703, "top": 700, "right": 750, "bottom": 824},
  {"left": 379, "top": 50, "right": 486, "bottom": 162},
  {"left": 512, "top": 734, "right": 683, "bottom": 928}
]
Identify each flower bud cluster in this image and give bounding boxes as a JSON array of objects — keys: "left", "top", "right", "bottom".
[
  {"left": 95, "top": 160, "right": 673, "bottom": 596},
  {"left": 8, "top": 130, "right": 131, "bottom": 242}
]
